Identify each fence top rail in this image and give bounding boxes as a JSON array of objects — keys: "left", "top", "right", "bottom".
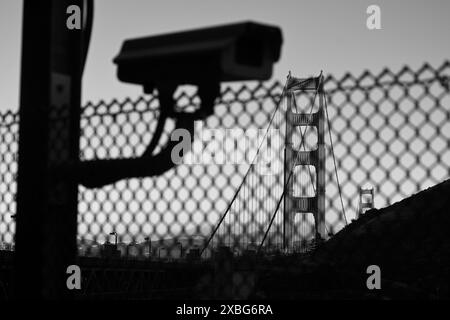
[{"left": 1, "top": 60, "right": 449, "bottom": 123}]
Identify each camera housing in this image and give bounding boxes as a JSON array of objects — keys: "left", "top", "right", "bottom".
[{"left": 113, "top": 21, "right": 283, "bottom": 93}]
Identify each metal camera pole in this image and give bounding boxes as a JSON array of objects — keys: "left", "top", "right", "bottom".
[{"left": 14, "top": 0, "right": 87, "bottom": 299}]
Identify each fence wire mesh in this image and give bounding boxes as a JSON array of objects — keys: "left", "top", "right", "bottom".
[{"left": 0, "top": 61, "right": 450, "bottom": 298}]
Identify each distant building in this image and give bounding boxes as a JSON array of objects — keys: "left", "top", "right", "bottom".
[
  {"left": 101, "top": 242, "right": 120, "bottom": 258},
  {"left": 186, "top": 247, "right": 201, "bottom": 261}
]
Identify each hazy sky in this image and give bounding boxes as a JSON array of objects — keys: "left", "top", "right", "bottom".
[{"left": 1, "top": 0, "right": 450, "bottom": 112}]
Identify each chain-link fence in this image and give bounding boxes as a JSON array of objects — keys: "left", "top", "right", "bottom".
[{"left": 1, "top": 61, "right": 449, "bottom": 272}]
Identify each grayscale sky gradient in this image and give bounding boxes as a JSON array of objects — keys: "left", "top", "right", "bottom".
[{"left": 1, "top": 0, "right": 450, "bottom": 111}]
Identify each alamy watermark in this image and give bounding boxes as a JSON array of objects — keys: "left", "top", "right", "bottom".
[
  {"left": 171, "top": 121, "right": 283, "bottom": 175},
  {"left": 366, "top": 5, "right": 382, "bottom": 30}
]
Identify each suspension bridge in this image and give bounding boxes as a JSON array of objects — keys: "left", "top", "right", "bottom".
[{"left": 201, "top": 72, "right": 348, "bottom": 257}]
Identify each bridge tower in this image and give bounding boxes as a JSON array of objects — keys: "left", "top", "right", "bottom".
[
  {"left": 357, "top": 186, "right": 374, "bottom": 219},
  {"left": 283, "top": 74, "right": 326, "bottom": 251}
]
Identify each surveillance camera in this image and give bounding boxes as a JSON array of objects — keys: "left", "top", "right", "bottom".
[
  {"left": 77, "top": 22, "right": 282, "bottom": 188},
  {"left": 113, "top": 21, "right": 283, "bottom": 93}
]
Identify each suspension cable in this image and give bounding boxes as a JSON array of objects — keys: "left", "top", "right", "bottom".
[
  {"left": 200, "top": 83, "right": 288, "bottom": 257},
  {"left": 324, "top": 92, "right": 348, "bottom": 225}
]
